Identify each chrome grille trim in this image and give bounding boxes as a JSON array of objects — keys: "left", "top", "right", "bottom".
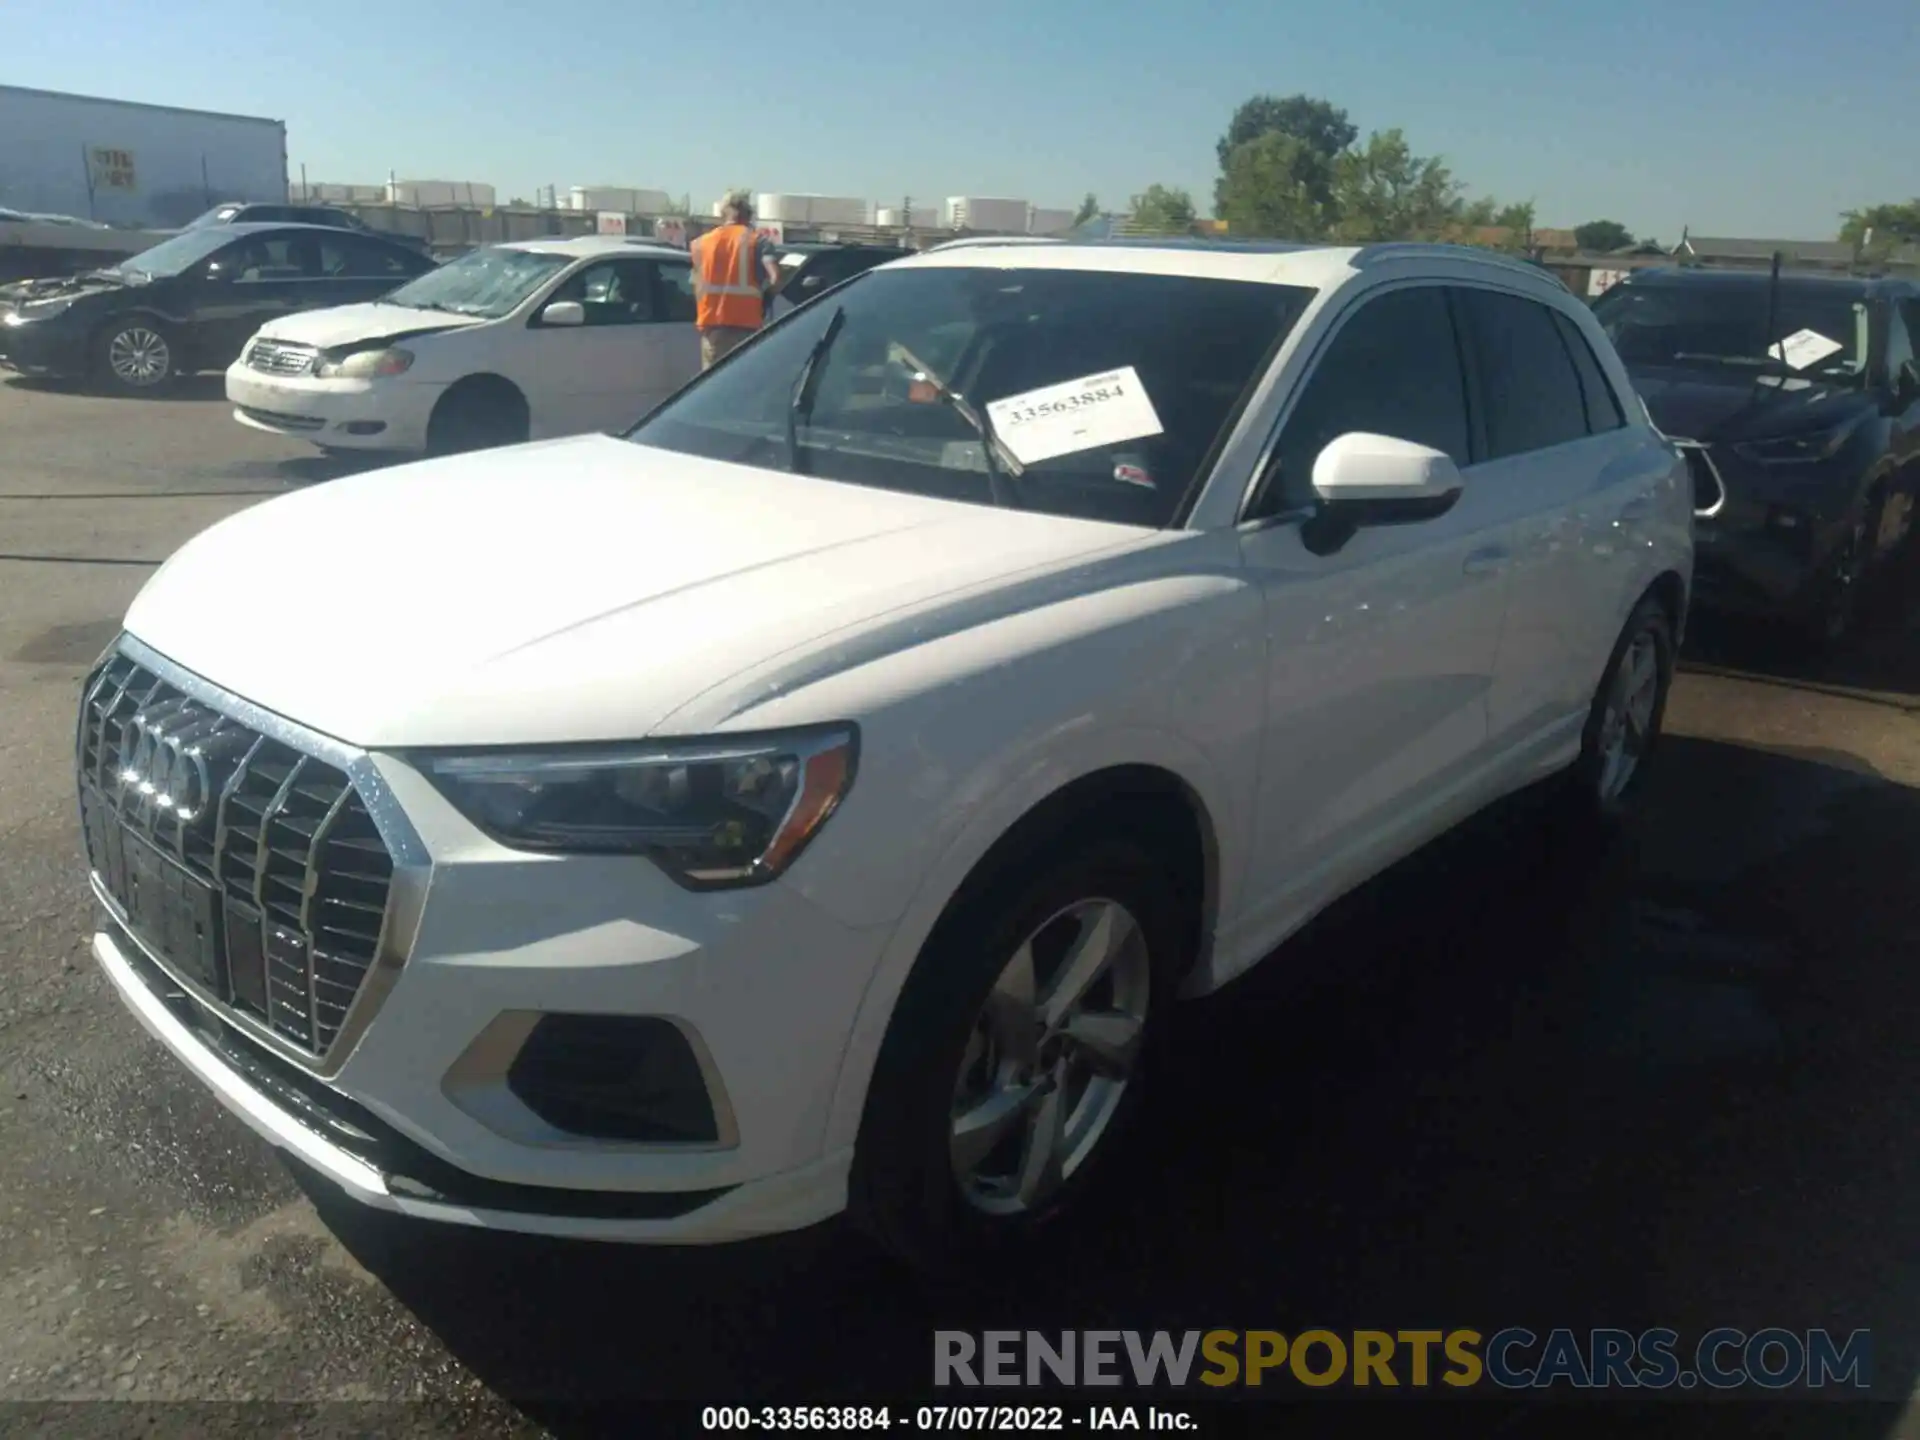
[
  {"left": 246, "top": 340, "right": 318, "bottom": 377},
  {"left": 75, "top": 634, "right": 429, "bottom": 1078},
  {"left": 1670, "top": 439, "right": 1727, "bottom": 519}
]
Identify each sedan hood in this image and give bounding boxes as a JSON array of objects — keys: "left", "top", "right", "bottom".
[
  {"left": 254, "top": 301, "right": 484, "bottom": 349},
  {"left": 123, "top": 436, "right": 1148, "bottom": 747},
  {"left": 1629, "top": 365, "right": 1869, "bottom": 444}
]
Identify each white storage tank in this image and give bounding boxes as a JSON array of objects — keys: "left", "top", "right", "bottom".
[
  {"left": 567, "top": 186, "right": 672, "bottom": 215},
  {"left": 945, "top": 196, "right": 1030, "bottom": 232},
  {"left": 875, "top": 207, "right": 903, "bottom": 228},
  {"left": 387, "top": 178, "right": 496, "bottom": 208},
  {"left": 1027, "top": 206, "right": 1076, "bottom": 235},
  {"left": 755, "top": 193, "right": 869, "bottom": 226}
]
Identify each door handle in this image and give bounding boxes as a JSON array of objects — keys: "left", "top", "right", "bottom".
[{"left": 1463, "top": 545, "right": 1510, "bottom": 577}]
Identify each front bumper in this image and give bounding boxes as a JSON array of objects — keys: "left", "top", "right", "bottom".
[
  {"left": 0, "top": 310, "right": 89, "bottom": 377},
  {"left": 225, "top": 362, "right": 441, "bottom": 451},
  {"left": 95, "top": 921, "right": 853, "bottom": 1241},
  {"left": 81, "top": 636, "right": 891, "bottom": 1243}
]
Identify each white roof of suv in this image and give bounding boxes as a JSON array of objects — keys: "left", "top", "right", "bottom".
[
  {"left": 499, "top": 234, "right": 689, "bottom": 260},
  {"left": 897, "top": 237, "right": 1563, "bottom": 293}
]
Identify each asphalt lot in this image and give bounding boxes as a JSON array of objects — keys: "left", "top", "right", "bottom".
[{"left": 4, "top": 373, "right": 1920, "bottom": 1436}]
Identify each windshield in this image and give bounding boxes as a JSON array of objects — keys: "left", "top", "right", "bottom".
[
  {"left": 628, "top": 265, "right": 1313, "bottom": 527},
  {"left": 1593, "top": 279, "right": 1871, "bottom": 382},
  {"left": 113, "top": 227, "right": 243, "bottom": 279},
  {"left": 380, "top": 246, "right": 571, "bottom": 318}
]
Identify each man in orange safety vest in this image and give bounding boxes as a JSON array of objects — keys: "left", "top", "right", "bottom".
[{"left": 690, "top": 189, "right": 781, "bottom": 369}]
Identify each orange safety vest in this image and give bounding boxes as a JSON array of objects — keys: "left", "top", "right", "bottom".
[{"left": 690, "top": 224, "right": 766, "bottom": 330}]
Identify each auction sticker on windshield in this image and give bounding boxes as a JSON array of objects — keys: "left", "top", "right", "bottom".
[
  {"left": 986, "top": 367, "right": 1164, "bottom": 466},
  {"left": 1769, "top": 328, "right": 1844, "bottom": 371}
]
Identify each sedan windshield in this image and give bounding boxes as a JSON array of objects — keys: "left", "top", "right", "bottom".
[
  {"left": 628, "top": 265, "right": 1313, "bottom": 527},
  {"left": 381, "top": 247, "right": 572, "bottom": 318},
  {"left": 1593, "top": 280, "right": 1871, "bottom": 381},
  {"left": 114, "top": 227, "right": 242, "bottom": 279}
]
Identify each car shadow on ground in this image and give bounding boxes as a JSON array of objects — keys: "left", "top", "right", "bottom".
[
  {"left": 1, "top": 372, "right": 228, "bottom": 402},
  {"left": 1680, "top": 543, "right": 1920, "bottom": 702},
  {"left": 298, "top": 734, "right": 1920, "bottom": 1433}
]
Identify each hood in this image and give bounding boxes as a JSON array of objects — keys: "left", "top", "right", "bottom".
[
  {"left": 254, "top": 301, "right": 486, "bottom": 349},
  {"left": 122, "top": 435, "right": 1150, "bottom": 748},
  {"left": 0, "top": 270, "right": 130, "bottom": 305},
  {"left": 1628, "top": 365, "right": 1870, "bottom": 445}
]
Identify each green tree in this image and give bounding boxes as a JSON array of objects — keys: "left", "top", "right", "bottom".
[
  {"left": 1839, "top": 200, "right": 1920, "bottom": 253},
  {"left": 1494, "top": 201, "right": 1536, "bottom": 251},
  {"left": 1129, "top": 184, "right": 1197, "bottom": 234},
  {"left": 1214, "top": 94, "right": 1355, "bottom": 216},
  {"left": 1460, "top": 196, "right": 1500, "bottom": 228},
  {"left": 1573, "top": 218, "right": 1634, "bottom": 252},
  {"left": 1073, "top": 192, "right": 1100, "bottom": 225},
  {"left": 1327, "top": 130, "right": 1462, "bottom": 243},
  {"left": 1216, "top": 133, "right": 1331, "bottom": 240}
]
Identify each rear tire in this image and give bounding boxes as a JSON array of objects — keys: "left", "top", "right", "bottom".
[
  {"left": 1804, "top": 494, "right": 1882, "bottom": 649},
  {"left": 1557, "top": 594, "right": 1675, "bottom": 831},
  {"left": 90, "top": 317, "right": 176, "bottom": 395},
  {"left": 426, "top": 380, "right": 529, "bottom": 456},
  {"left": 848, "top": 830, "right": 1184, "bottom": 1279}
]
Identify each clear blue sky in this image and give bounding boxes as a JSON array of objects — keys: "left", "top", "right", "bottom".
[{"left": 10, "top": 0, "right": 1916, "bottom": 240}]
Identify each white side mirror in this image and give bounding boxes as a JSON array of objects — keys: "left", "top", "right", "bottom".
[
  {"left": 539, "top": 300, "right": 585, "bottom": 327},
  {"left": 1311, "top": 431, "right": 1463, "bottom": 518}
]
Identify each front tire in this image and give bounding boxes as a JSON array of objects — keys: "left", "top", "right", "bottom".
[
  {"left": 1560, "top": 594, "right": 1675, "bottom": 828},
  {"left": 849, "top": 833, "right": 1183, "bottom": 1278},
  {"left": 426, "top": 380, "right": 529, "bottom": 456},
  {"left": 90, "top": 318, "right": 176, "bottom": 395}
]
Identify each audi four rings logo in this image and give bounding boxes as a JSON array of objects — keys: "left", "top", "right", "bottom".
[{"left": 115, "top": 698, "right": 249, "bottom": 825}]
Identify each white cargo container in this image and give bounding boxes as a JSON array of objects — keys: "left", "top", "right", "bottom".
[
  {"left": 300, "top": 182, "right": 387, "bottom": 205},
  {"left": 0, "top": 84, "right": 286, "bottom": 229},
  {"left": 945, "top": 196, "right": 1030, "bottom": 232},
  {"left": 386, "top": 179, "right": 497, "bottom": 208},
  {"left": 567, "top": 186, "right": 672, "bottom": 215},
  {"left": 1028, "top": 206, "right": 1076, "bottom": 235},
  {"left": 756, "top": 193, "right": 869, "bottom": 226}
]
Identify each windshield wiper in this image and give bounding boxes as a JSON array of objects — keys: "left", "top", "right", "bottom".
[
  {"left": 895, "top": 343, "right": 1024, "bottom": 508},
  {"left": 787, "top": 305, "right": 846, "bottom": 474}
]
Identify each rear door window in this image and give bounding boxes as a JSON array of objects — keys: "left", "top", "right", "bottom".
[
  {"left": 1455, "top": 288, "right": 1591, "bottom": 458},
  {"left": 1551, "top": 310, "right": 1626, "bottom": 433}
]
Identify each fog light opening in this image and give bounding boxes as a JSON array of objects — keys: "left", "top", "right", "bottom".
[{"left": 506, "top": 1014, "right": 721, "bottom": 1144}]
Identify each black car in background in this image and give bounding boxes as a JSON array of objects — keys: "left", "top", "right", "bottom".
[
  {"left": 1594, "top": 267, "right": 1920, "bottom": 642},
  {"left": 768, "top": 242, "right": 912, "bottom": 317},
  {"left": 187, "top": 201, "right": 431, "bottom": 253},
  {"left": 0, "top": 222, "right": 435, "bottom": 395}
]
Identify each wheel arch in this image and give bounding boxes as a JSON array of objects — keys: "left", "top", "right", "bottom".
[{"left": 821, "top": 756, "right": 1223, "bottom": 1157}]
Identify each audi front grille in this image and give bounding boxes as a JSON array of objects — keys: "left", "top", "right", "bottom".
[
  {"left": 76, "top": 649, "right": 395, "bottom": 1060},
  {"left": 246, "top": 341, "right": 318, "bottom": 377}
]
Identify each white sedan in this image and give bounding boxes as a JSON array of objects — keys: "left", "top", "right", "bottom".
[{"left": 224, "top": 235, "right": 702, "bottom": 455}]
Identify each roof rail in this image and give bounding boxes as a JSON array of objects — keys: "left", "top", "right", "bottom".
[
  {"left": 923, "top": 235, "right": 1062, "bottom": 252},
  {"left": 1353, "top": 241, "right": 1560, "bottom": 279}
]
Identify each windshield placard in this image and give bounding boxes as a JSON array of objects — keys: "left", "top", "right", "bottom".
[
  {"left": 1770, "top": 328, "right": 1845, "bottom": 372},
  {"left": 985, "top": 366, "right": 1165, "bottom": 466}
]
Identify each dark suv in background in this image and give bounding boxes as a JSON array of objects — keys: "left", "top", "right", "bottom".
[
  {"left": 768, "top": 242, "right": 911, "bottom": 317},
  {"left": 1594, "top": 267, "right": 1920, "bottom": 643},
  {"left": 186, "top": 202, "right": 430, "bottom": 254}
]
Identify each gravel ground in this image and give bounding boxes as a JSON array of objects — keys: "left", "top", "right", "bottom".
[{"left": 3, "top": 373, "right": 1920, "bottom": 1436}]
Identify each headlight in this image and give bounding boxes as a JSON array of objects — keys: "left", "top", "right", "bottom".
[
  {"left": 314, "top": 346, "right": 414, "bottom": 379},
  {"left": 419, "top": 725, "right": 858, "bottom": 888},
  {"left": 1732, "top": 413, "right": 1870, "bottom": 465},
  {"left": 5, "top": 298, "right": 71, "bottom": 323}
]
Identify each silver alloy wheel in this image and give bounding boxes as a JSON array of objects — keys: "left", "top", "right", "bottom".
[
  {"left": 950, "top": 897, "right": 1152, "bottom": 1217},
  {"left": 1596, "top": 629, "right": 1660, "bottom": 801},
  {"left": 107, "top": 326, "right": 170, "bottom": 387}
]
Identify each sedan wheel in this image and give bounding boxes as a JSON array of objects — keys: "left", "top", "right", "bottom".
[
  {"left": 950, "top": 898, "right": 1151, "bottom": 1218},
  {"left": 95, "top": 322, "right": 174, "bottom": 393}
]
